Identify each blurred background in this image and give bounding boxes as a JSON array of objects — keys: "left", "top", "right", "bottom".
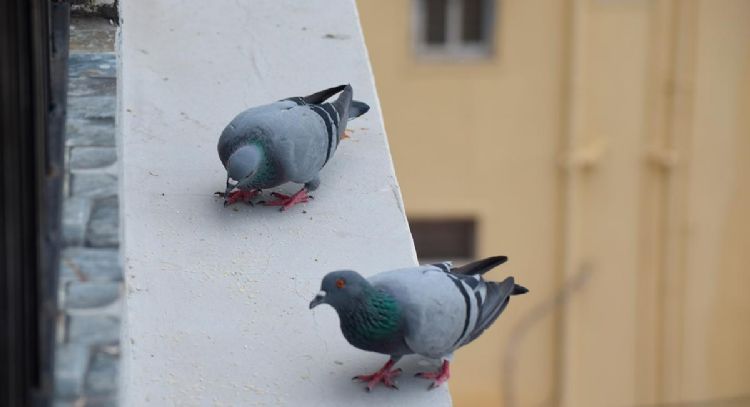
[{"left": 356, "top": 0, "right": 750, "bottom": 406}]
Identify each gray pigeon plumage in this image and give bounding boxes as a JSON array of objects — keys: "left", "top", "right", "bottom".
[
  {"left": 216, "top": 84, "right": 370, "bottom": 209},
  {"left": 309, "top": 256, "right": 528, "bottom": 391}
]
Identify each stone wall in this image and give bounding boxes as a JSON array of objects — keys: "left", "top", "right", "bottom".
[
  {"left": 55, "top": 17, "right": 122, "bottom": 407},
  {"left": 71, "top": 0, "right": 117, "bottom": 19}
]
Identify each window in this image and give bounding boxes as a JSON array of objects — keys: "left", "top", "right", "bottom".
[
  {"left": 414, "top": 0, "right": 495, "bottom": 58},
  {"left": 408, "top": 218, "right": 476, "bottom": 261}
]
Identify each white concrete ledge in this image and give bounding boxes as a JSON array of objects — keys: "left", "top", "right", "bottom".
[{"left": 119, "top": 0, "right": 451, "bottom": 405}]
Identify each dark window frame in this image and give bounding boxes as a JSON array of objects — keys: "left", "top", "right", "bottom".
[
  {"left": 0, "top": 0, "right": 68, "bottom": 404},
  {"left": 413, "top": 0, "right": 496, "bottom": 60},
  {"left": 408, "top": 218, "right": 477, "bottom": 261}
]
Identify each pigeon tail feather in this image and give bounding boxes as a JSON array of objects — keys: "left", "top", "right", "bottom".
[
  {"left": 302, "top": 84, "right": 348, "bottom": 104},
  {"left": 451, "top": 256, "right": 508, "bottom": 276},
  {"left": 512, "top": 284, "right": 529, "bottom": 295},
  {"left": 332, "top": 84, "right": 354, "bottom": 122},
  {"left": 463, "top": 276, "right": 517, "bottom": 345},
  {"left": 348, "top": 101, "right": 370, "bottom": 119}
]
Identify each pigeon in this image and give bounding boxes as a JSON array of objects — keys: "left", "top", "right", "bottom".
[
  {"left": 216, "top": 84, "right": 370, "bottom": 210},
  {"left": 309, "top": 256, "right": 528, "bottom": 391}
]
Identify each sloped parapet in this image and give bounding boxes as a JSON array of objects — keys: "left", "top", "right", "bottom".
[{"left": 118, "top": 0, "right": 451, "bottom": 405}]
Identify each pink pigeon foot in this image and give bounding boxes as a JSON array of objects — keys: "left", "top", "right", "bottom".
[
  {"left": 352, "top": 359, "right": 402, "bottom": 392},
  {"left": 415, "top": 360, "right": 451, "bottom": 389},
  {"left": 263, "top": 188, "right": 311, "bottom": 211},
  {"left": 216, "top": 189, "right": 260, "bottom": 207}
]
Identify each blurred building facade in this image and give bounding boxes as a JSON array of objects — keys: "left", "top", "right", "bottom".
[{"left": 357, "top": 0, "right": 750, "bottom": 406}]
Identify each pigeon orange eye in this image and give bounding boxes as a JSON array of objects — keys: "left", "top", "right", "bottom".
[{"left": 335, "top": 278, "right": 346, "bottom": 289}]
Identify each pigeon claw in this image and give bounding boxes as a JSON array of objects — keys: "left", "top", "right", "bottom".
[
  {"left": 353, "top": 367, "right": 402, "bottom": 392},
  {"left": 264, "top": 188, "right": 311, "bottom": 211},
  {"left": 221, "top": 189, "right": 261, "bottom": 207},
  {"left": 415, "top": 360, "right": 451, "bottom": 390}
]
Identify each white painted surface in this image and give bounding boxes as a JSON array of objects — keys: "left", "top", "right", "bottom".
[{"left": 118, "top": 0, "right": 451, "bottom": 405}]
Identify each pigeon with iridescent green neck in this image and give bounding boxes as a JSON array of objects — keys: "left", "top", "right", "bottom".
[
  {"left": 309, "top": 256, "right": 528, "bottom": 391},
  {"left": 216, "top": 84, "right": 369, "bottom": 210}
]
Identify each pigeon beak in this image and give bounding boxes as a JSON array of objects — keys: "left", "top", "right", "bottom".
[{"left": 309, "top": 290, "right": 326, "bottom": 309}]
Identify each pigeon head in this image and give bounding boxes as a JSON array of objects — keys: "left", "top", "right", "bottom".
[
  {"left": 309, "top": 270, "right": 370, "bottom": 311},
  {"left": 225, "top": 145, "right": 262, "bottom": 194}
]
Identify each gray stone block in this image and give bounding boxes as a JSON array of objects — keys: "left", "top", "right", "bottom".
[
  {"left": 62, "top": 196, "right": 93, "bottom": 246},
  {"left": 87, "top": 196, "right": 119, "bottom": 247},
  {"left": 66, "top": 119, "right": 115, "bottom": 147},
  {"left": 68, "top": 53, "right": 116, "bottom": 78},
  {"left": 68, "top": 96, "right": 116, "bottom": 121},
  {"left": 54, "top": 343, "right": 90, "bottom": 399},
  {"left": 71, "top": 172, "right": 117, "bottom": 198},
  {"left": 60, "top": 248, "right": 122, "bottom": 281},
  {"left": 69, "top": 17, "right": 116, "bottom": 50},
  {"left": 70, "top": 147, "right": 117, "bottom": 169},
  {"left": 85, "top": 350, "right": 119, "bottom": 396},
  {"left": 68, "top": 76, "right": 116, "bottom": 97},
  {"left": 71, "top": 2, "right": 118, "bottom": 20},
  {"left": 84, "top": 396, "right": 118, "bottom": 407},
  {"left": 66, "top": 281, "right": 121, "bottom": 308},
  {"left": 59, "top": 259, "right": 77, "bottom": 283},
  {"left": 67, "top": 315, "right": 120, "bottom": 345}
]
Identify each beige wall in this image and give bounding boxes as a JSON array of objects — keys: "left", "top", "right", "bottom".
[
  {"left": 358, "top": 0, "right": 750, "bottom": 406},
  {"left": 676, "top": 0, "right": 750, "bottom": 400}
]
